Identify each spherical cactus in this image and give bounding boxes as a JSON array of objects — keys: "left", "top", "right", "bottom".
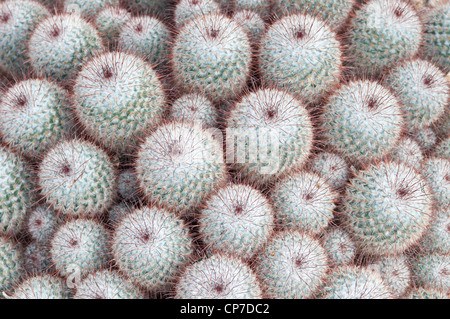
[
  {"left": 406, "top": 287, "right": 449, "bottom": 299},
  {"left": 174, "top": 0, "right": 221, "bottom": 28},
  {"left": 225, "top": 88, "right": 314, "bottom": 185},
  {"left": 73, "top": 52, "right": 166, "bottom": 154},
  {"left": 170, "top": 93, "right": 217, "bottom": 128},
  {"left": 320, "top": 227, "right": 357, "bottom": 267},
  {"left": 0, "top": 236, "right": 23, "bottom": 292},
  {"left": 117, "top": 169, "right": 139, "bottom": 202},
  {"left": 370, "top": 255, "right": 411, "bottom": 298},
  {"left": 233, "top": 10, "right": 265, "bottom": 44},
  {"left": 385, "top": 59, "right": 449, "bottom": 131},
  {"left": 126, "top": 0, "right": 171, "bottom": 16},
  {"left": 38, "top": 139, "right": 117, "bottom": 218},
  {"left": 198, "top": 183, "right": 274, "bottom": 259},
  {"left": 28, "top": 13, "right": 104, "bottom": 83},
  {"left": 217, "top": 0, "right": 271, "bottom": 19},
  {"left": 272, "top": 0, "right": 355, "bottom": 29},
  {"left": 270, "top": 170, "right": 338, "bottom": 235},
  {"left": 0, "top": 147, "right": 34, "bottom": 236},
  {"left": 108, "top": 203, "right": 134, "bottom": 227},
  {"left": 422, "top": 3, "right": 449, "bottom": 71},
  {"left": 420, "top": 207, "right": 450, "bottom": 255},
  {"left": 135, "top": 121, "right": 227, "bottom": 215},
  {"left": 415, "top": 127, "right": 438, "bottom": 152},
  {"left": 0, "top": 0, "right": 50, "bottom": 77},
  {"left": 391, "top": 137, "right": 424, "bottom": 169},
  {"left": 118, "top": 16, "right": 171, "bottom": 67},
  {"left": 0, "top": 78, "right": 73, "bottom": 158},
  {"left": 172, "top": 13, "right": 252, "bottom": 102},
  {"left": 174, "top": 253, "right": 263, "bottom": 299},
  {"left": 435, "top": 136, "right": 450, "bottom": 159},
  {"left": 321, "top": 80, "right": 404, "bottom": 164},
  {"left": 23, "top": 242, "right": 52, "bottom": 275},
  {"left": 308, "top": 151, "right": 349, "bottom": 190},
  {"left": 422, "top": 157, "right": 450, "bottom": 208},
  {"left": 50, "top": 218, "right": 110, "bottom": 278},
  {"left": 26, "top": 205, "right": 59, "bottom": 244},
  {"left": 73, "top": 270, "right": 145, "bottom": 299},
  {"left": 94, "top": 6, "right": 131, "bottom": 48},
  {"left": 347, "top": 0, "right": 422, "bottom": 77},
  {"left": 8, "top": 274, "right": 70, "bottom": 299},
  {"left": 259, "top": 13, "right": 343, "bottom": 104},
  {"left": 112, "top": 206, "right": 193, "bottom": 291},
  {"left": 255, "top": 231, "right": 329, "bottom": 299},
  {"left": 411, "top": 252, "right": 450, "bottom": 292},
  {"left": 342, "top": 160, "right": 433, "bottom": 256},
  {"left": 321, "top": 265, "right": 393, "bottom": 299},
  {"left": 64, "top": 0, "right": 119, "bottom": 18}
]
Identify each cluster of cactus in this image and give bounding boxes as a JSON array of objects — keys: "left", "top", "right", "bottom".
[{"left": 0, "top": 0, "right": 448, "bottom": 301}]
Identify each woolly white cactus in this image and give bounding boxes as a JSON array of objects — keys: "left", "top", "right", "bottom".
[
  {"left": 406, "top": 287, "right": 449, "bottom": 299},
  {"left": 0, "top": 236, "right": 23, "bottom": 292},
  {"left": 255, "top": 231, "right": 329, "bottom": 299},
  {"left": 271, "top": 170, "right": 338, "bottom": 235},
  {"left": 411, "top": 252, "right": 450, "bottom": 292},
  {"left": 217, "top": 0, "right": 271, "bottom": 19},
  {"left": 420, "top": 207, "right": 450, "bottom": 255},
  {"left": 198, "top": 183, "right": 274, "bottom": 259},
  {"left": 108, "top": 203, "right": 134, "bottom": 227},
  {"left": 73, "top": 51, "right": 166, "bottom": 154},
  {"left": 64, "top": 0, "right": 119, "bottom": 18},
  {"left": 422, "top": 157, "right": 450, "bottom": 208},
  {"left": 320, "top": 227, "right": 357, "bottom": 267},
  {"left": 233, "top": 10, "right": 265, "bottom": 43},
  {"left": 112, "top": 206, "right": 193, "bottom": 291},
  {"left": 435, "top": 137, "right": 450, "bottom": 159},
  {"left": 170, "top": 93, "right": 217, "bottom": 128},
  {"left": 94, "top": 6, "right": 131, "bottom": 48},
  {"left": 174, "top": 254, "right": 263, "bottom": 299},
  {"left": 391, "top": 137, "right": 424, "bottom": 169},
  {"left": 370, "top": 255, "right": 411, "bottom": 298},
  {"left": 9, "top": 274, "right": 70, "bottom": 299},
  {"left": 415, "top": 127, "right": 438, "bottom": 152},
  {"left": 38, "top": 139, "right": 117, "bottom": 218},
  {"left": 308, "top": 152, "right": 349, "bottom": 190},
  {"left": 174, "top": 0, "right": 221, "bottom": 28},
  {"left": 26, "top": 205, "right": 59, "bottom": 244},
  {"left": 23, "top": 242, "right": 52, "bottom": 275}
]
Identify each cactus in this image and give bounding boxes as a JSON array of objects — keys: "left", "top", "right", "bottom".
[
  {"left": 233, "top": 10, "right": 265, "bottom": 44},
  {"left": 8, "top": 274, "right": 70, "bottom": 299},
  {"left": 435, "top": 136, "right": 450, "bottom": 159},
  {"left": 422, "top": 157, "right": 450, "bottom": 208},
  {"left": 50, "top": 218, "right": 111, "bottom": 278},
  {"left": 26, "top": 205, "right": 59, "bottom": 244},
  {"left": 73, "top": 270, "right": 145, "bottom": 299},
  {"left": 259, "top": 13, "right": 343, "bottom": 104},
  {"left": 112, "top": 206, "right": 193, "bottom": 291},
  {"left": 321, "top": 265, "right": 393, "bottom": 299},
  {"left": 94, "top": 6, "right": 131, "bottom": 48},
  {"left": 0, "top": 236, "right": 23, "bottom": 292},
  {"left": 0, "top": 78, "right": 73, "bottom": 158},
  {"left": 370, "top": 255, "right": 411, "bottom": 298},
  {"left": 118, "top": 16, "right": 170, "bottom": 67},
  {"left": 73, "top": 52, "right": 166, "bottom": 154},
  {"left": 117, "top": 169, "right": 139, "bottom": 202},
  {"left": 174, "top": 0, "right": 221, "bottom": 28},
  {"left": 321, "top": 80, "right": 404, "bottom": 164},
  {"left": 308, "top": 152, "right": 349, "bottom": 190},
  {"left": 64, "top": 0, "right": 119, "bottom": 18},
  {"left": 126, "top": 0, "right": 172, "bottom": 16},
  {"left": 255, "top": 231, "right": 329, "bottom": 299},
  {"left": 420, "top": 207, "right": 450, "bottom": 255},
  {"left": 174, "top": 253, "right": 262, "bottom": 299},
  {"left": 170, "top": 93, "right": 217, "bottom": 128},
  {"left": 28, "top": 13, "right": 104, "bottom": 84},
  {"left": 271, "top": 170, "right": 338, "bottom": 235},
  {"left": 38, "top": 139, "right": 117, "bottom": 218},
  {"left": 172, "top": 13, "right": 252, "bottom": 102},
  {"left": 0, "top": 0, "right": 50, "bottom": 77},
  {"left": 217, "top": 0, "right": 271, "bottom": 19},
  {"left": 0, "top": 147, "right": 34, "bottom": 236},
  {"left": 320, "top": 227, "right": 357, "bottom": 267},
  {"left": 272, "top": 0, "right": 355, "bottom": 29},
  {"left": 406, "top": 287, "right": 449, "bottom": 299},
  {"left": 415, "top": 127, "right": 438, "bottom": 152},
  {"left": 198, "top": 183, "right": 274, "bottom": 259},
  {"left": 422, "top": 3, "right": 450, "bottom": 71},
  {"left": 108, "top": 203, "right": 134, "bottom": 227},
  {"left": 410, "top": 252, "right": 450, "bottom": 292},
  {"left": 225, "top": 88, "right": 313, "bottom": 185},
  {"left": 342, "top": 160, "right": 433, "bottom": 256},
  {"left": 135, "top": 121, "right": 227, "bottom": 215},
  {"left": 347, "top": 0, "right": 422, "bottom": 77},
  {"left": 391, "top": 137, "right": 424, "bottom": 169},
  {"left": 385, "top": 59, "right": 448, "bottom": 131},
  {"left": 23, "top": 242, "right": 52, "bottom": 275}
]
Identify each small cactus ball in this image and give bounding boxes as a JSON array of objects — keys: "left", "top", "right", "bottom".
[
  {"left": 174, "top": 0, "right": 221, "bottom": 28},
  {"left": 420, "top": 207, "right": 450, "bottom": 255},
  {"left": 8, "top": 274, "right": 70, "bottom": 299},
  {"left": 170, "top": 93, "right": 217, "bottom": 128},
  {"left": 232, "top": 10, "right": 266, "bottom": 44},
  {"left": 26, "top": 205, "right": 59, "bottom": 244},
  {"left": 94, "top": 6, "right": 131, "bottom": 48},
  {"left": 0, "top": 236, "right": 23, "bottom": 292},
  {"left": 422, "top": 157, "right": 450, "bottom": 208},
  {"left": 320, "top": 227, "right": 357, "bottom": 267},
  {"left": 411, "top": 252, "right": 450, "bottom": 292},
  {"left": 308, "top": 152, "right": 349, "bottom": 190},
  {"left": 370, "top": 255, "right": 412, "bottom": 298}
]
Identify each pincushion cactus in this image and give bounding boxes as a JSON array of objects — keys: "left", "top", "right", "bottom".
[
  {"left": 172, "top": 13, "right": 252, "bottom": 102},
  {"left": 406, "top": 287, "right": 449, "bottom": 299},
  {"left": 370, "top": 255, "right": 411, "bottom": 298},
  {"left": 108, "top": 203, "right": 134, "bottom": 227},
  {"left": 342, "top": 160, "right": 433, "bottom": 256},
  {"left": 94, "top": 6, "right": 131, "bottom": 48},
  {"left": 225, "top": 88, "right": 313, "bottom": 185},
  {"left": 0, "top": 0, "right": 50, "bottom": 77},
  {"left": 135, "top": 121, "right": 227, "bottom": 215},
  {"left": 117, "top": 169, "right": 139, "bottom": 202},
  {"left": 255, "top": 231, "right": 329, "bottom": 299},
  {"left": 271, "top": 170, "right": 338, "bottom": 235},
  {"left": 64, "top": 0, "right": 119, "bottom": 18},
  {"left": 126, "top": 0, "right": 171, "bottom": 16},
  {"left": 420, "top": 207, "right": 450, "bottom": 255},
  {"left": 112, "top": 206, "right": 193, "bottom": 291},
  {"left": 233, "top": 10, "right": 265, "bottom": 44},
  {"left": 50, "top": 218, "right": 110, "bottom": 278},
  {"left": 422, "top": 157, "right": 450, "bottom": 208},
  {"left": 73, "top": 52, "right": 166, "bottom": 154},
  {"left": 217, "top": 0, "right": 271, "bottom": 19},
  {"left": 26, "top": 205, "right": 59, "bottom": 244},
  {"left": 321, "top": 80, "right": 404, "bottom": 164},
  {"left": 0, "top": 236, "right": 23, "bottom": 292},
  {"left": 170, "top": 93, "right": 217, "bottom": 128},
  {"left": 411, "top": 252, "right": 450, "bottom": 292},
  {"left": 73, "top": 270, "right": 144, "bottom": 299},
  {"left": 38, "top": 139, "right": 117, "bottom": 218},
  {"left": 308, "top": 152, "right": 349, "bottom": 190},
  {"left": 435, "top": 136, "right": 450, "bottom": 159},
  {"left": 415, "top": 127, "right": 438, "bottom": 152},
  {"left": 391, "top": 137, "right": 424, "bottom": 169},
  {"left": 9, "top": 274, "right": 70, "bottom": 299},
  {"left": 0, "top": 78, "right": 73, "bottom": 158},
  {"left": 347, "top": 0, "right": 422, "bottom": 77},
  {"left": 174, "top": 253, "right": 263, "bottom": 299},
  {"left": 320, "top": 227, "right": 357, "bottom": 267},
  {"left": 28, "top": 13, "right": 104, "bottom": 83},
  {"left": 23, "top": 242, "right": 52, "bottom": 275},
  {"left": 259, "top": 13, "right": 343, "bottom": 104},
  {"left": 174, "top": 0, "right": 221, "bottom": 28},
  {"left": 198, "top": 183, "right": 274, "bottom": 259}
]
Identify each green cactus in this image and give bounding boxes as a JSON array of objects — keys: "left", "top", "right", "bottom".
[
  {"left": 259, "top": 13, "right": 343, "bottom": 104},
  {"left": 64, "top": 0, "right": 119, "bottom": 18},
  {"left": 73, "top": 51, "right": 166, "bottom": 154},
  {"left": 410, "top": 252, "right": 450, "bottom": 292},
  {"left": 170, "top": 93, "right": 217, "bottom": 128},
  {"left": 174, "top": 0, "right": 221, "bottom": 28},
  {"left": 38, "top": 139, "right": 117, "bottom": 218},
  {"left": 112, "top": 206, "right": 193, "bottom": 291},
  {"left": 308, "top": 152, "right": 349, "bottom": 190},
  {"left": 422, "top": 157, "right": 450, "bottom": 208},
  {"left": 370, "top": 255, "right": 411, "bottom": 298},
  {"left": 0, "top": 236, "right": 23, "bottom": 293},
  {"left": 94, "top": 6, "right": 131, "bottom": 48},
  {"left": 0, "top": 0, "right": 50, "bottom": 77},
  {"left": 320, "top": 227, "right": 357, "bottom": 267},
  {"left": 174, "top": 253, "right": 263, "bottom": 299},
  {"left": 8, "top": 274, "right": 70, "bottom": 299}
]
